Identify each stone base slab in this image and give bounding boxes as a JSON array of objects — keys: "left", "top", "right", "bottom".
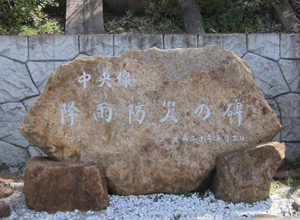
[{"left": 24, "top": 156, "right": 109, "bottom": 213}]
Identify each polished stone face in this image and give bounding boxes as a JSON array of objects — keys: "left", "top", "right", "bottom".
[{"left": 19, "top": 46, "right": 281, "bottom": 195}]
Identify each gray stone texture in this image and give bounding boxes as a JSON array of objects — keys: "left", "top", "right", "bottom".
[
  {"left": 285, "top": 142, "right": 300, "bottom": 161},
  {"left": 243, "top": 53, "right": 290, "bottom": 99},
  {"left": 27, "top": 61, "right": 67, "bottom": 93},
  {"left": 266, "top": 99, "right": 281, "bottom": 119},
  {"left": 65, "top": 0, "right": 105, "bottom": 35},
  {"left": 28, "top": 146, "right": 46, "bottom": 157},
  {"left": 281, "top": 118, "right": 300, "bottom": 141},
  {"left": 0, "top": 141, "right": 28, "bottom": 166},
  {"left": 279, "top": 59, "right": 300, "bottom": 92},
  {"left": 281, "top": 34, "right": 300, "bottom": 59},
  {"left": 276, "top": 93, "right": 300, "bottom": 118},
  {"left": 267, "top": 99, "right": 281, "bottom": 142},
  {"left": 164, "top": 34, "right": 197, "bottom": 49},
  {"left": 198, "top": 34, "right": 247, "bottom": 57},
  {"left": 179, "top": 0, "right": 205, "bottom": 34},
  {"left": 0, "top": 36, "right": 28, "bottom": 63},
  {"left": 0, "top": 103, "right": 29, "bottom": 147},
  {"left": 248, "top": 34, "right": 280, "bottom": 60},
  {"left": 80, "top": 35, "right": 113, "bottom": 56},
  {"left": 22, "top": 96, "right": 39, "bottom": 111},
  {"left": 29, "top": 35, "right": 79, "bottom": 60},
  {"left": 114, "top": 35, "right": 163, "bottom": 56},
  {"left": 0, "top": 57, "right": 39, "bottom": 103}
]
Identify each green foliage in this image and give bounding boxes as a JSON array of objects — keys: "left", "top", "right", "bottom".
[
  {"left": 0, "top": 0, "right": 62, "bottom": 35},
  {"left": 176, "top": 187, "right": 192, "bottom": 197},
  {"left": 142, "top": 0, "right": 183, "bottom": 32},
  {"left": 197, "top": 0, "right": 277, "bottom": 33},
  {"left": 21, "top": 20, "right": 63, "bottom": 35}
]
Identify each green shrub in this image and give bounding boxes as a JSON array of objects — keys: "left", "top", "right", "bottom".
[
  {"left": 0, "top": 0, "right": 62, "bottom": 35},
  {"left": 197, "top": 0, "right": 277, "bottom": 33},
  {"left": 142, "top": 0, "right": 183, "bottom": 32}
]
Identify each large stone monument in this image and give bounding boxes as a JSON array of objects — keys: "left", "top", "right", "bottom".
[{"left": 20, "top": 46, "right": 281, "bottom": 195}]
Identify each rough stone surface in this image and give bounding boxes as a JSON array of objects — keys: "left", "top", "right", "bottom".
[
  {"left": 164, "top": 34, "right": 197, "bottom": 49},
  {"left": 248, "top": 34, "right": 280, "bottom": 60},
  {"left": 179, "top": 0, "right": 205, "bottom": 34},
  {"left": 29, "top": 35, "right": 79, "bottom": 61},
  {"left": 114, "top": 35, "right": 163, "bottom": 56},
  {"left": 0, "top": 36, "right": 28, "bottom": 63},
  {"left": 292, "top": 200, "right": 300, "bottom": 211},
  {"left": 0, "top": 56, "right": 39, "bottom": 103},
  {"left": 27, "top": 61, "right": 67, "bottom": 93},
  {"left": 284, "top": 142, "right": 300, "bottom": 162},
  {"left": 22, "top": 96, "right": 38, "bottom": 111},
  {"left": 266, "top": 99, "right": 281, "bottom": 120},
  {"left": 281, "top": 118, "right": 300, "bottom": 141},
  {"left": 20, "top": 46, "right": 281, "bottom": 195},
  {"left": 24, "top": 156, "right": 109, "bottom": 213},
  {"left": 266, "top": 99, "right": 281, "bottom": 142},
  {"left": 65, "top": 0, "right": 105, "bottom": 34},
  {"left": 0, "top": 141, "right": 28, "bottom": 166},
  {"left": 0, "top": 200, "right": 10, "bottom": 218},
  {"left": 211, "top": 142, "right": 285, "bottom": 203},
  {"left": 0, "top": 170, "right": 18, "bottom": 184},
  {"left": 80, "top": 35, "right": 113, "bottom": 57},
  {"left": 243, "top": 53, "right": 290, "bottom": 99},
  {"left": 0, "top": 103, "right": 29, "bottom": 147},
  {"left": 281, "top": 34, "right": 300, "bottom": 59},
  {"left": 199, "top": 34, "right": 247, "bottom": 57},
  {"left": 0, "top": 186, "right": 14, "bottom": 198},
  {"left": 279, "top": 59, "right": 300, "bottom": 92},
  {"left": 28, "top": 146, "right": 46, "bottom": 157},
  {"left": 276, "top": 93, "right": 300, "bottom": 118}
]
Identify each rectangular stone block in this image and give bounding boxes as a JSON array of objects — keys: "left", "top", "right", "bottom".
[
  {"left": 164, "top": 34, "right": 197, "bottom": 49},
  {"left": 66, "top": 0, "right": 104, "bottom": 34},
  {"left": 281, "top": 34, "right": 300, "bottom": 58},
  {"left": 24, "top": 156, "right": 109, "bottom": 213},
  {"left": 198, "top": 34, "right": 247, "bottom": 57},
  {"left": 65, "top": 0, "right": 84, "bottom": 34},
  {"left": 80, "top": 35, "right": 113, "bottom": 56},
  {"left": 29, "top": 35, "right": 79, "bottom": 61},
  {"left": 114, "top": 34, "right": 163, "bottom": 56}
]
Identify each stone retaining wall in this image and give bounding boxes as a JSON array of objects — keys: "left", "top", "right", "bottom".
[{"left": 0, "top": 34, "right": 299, "bottom": 166}]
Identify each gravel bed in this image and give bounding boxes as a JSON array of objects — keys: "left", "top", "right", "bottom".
[{"left": 2, "top": 188, "right": 299, "bottom": 220}]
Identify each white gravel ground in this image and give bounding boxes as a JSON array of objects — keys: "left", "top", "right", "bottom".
[{"left": 1, "top": 185, "right": 299, "bottom": 220}]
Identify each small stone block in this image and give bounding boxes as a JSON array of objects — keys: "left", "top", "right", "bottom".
[
  {"left": 24, "top": 156, "right": 109, "bottom": 213},
  {"left": 0, "top": 186, "right": 14, "bottom": 198},
  {"left": 0, "top": 201, "right": 10, "bottom": 218},
  {"left": 211, "top": 142, "right": 285, "bottom": 203}
]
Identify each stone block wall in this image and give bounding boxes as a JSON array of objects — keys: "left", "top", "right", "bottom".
[{"left": 0, "top": 34, "right": 299, "bottom": 166}]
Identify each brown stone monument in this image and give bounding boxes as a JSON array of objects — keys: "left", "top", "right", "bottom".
[{"left": 20, "top": 46, "right": 281, "bottom": 195}]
